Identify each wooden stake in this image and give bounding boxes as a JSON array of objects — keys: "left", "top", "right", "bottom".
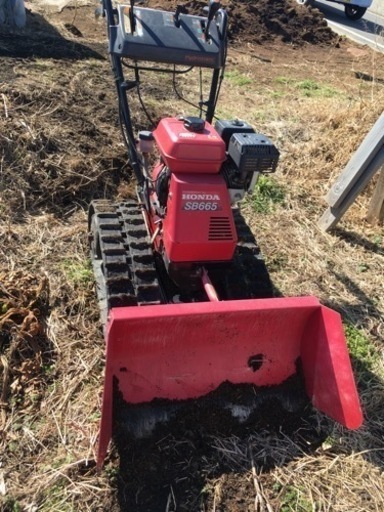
[
  {"left": 366, "top": 167, "right": 384, "bottom": 224},
  {"left": 318, "top": 148, "right": 384, "bottom": 231},
  {"left": 326, "top": 113, "right": 384, "bottom": 208}
]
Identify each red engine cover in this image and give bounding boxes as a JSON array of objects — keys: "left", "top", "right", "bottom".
[
  {"left": 163, "top": 173, "right": 237, "bottom": 262},
  {"left": 153, "top": 117, "right": 226, "bottom": 174}
]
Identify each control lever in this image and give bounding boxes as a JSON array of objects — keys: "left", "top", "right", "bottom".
[
  {"left": 204, "top": 0, "right": 221, "bottom": 41},
  {"left": 129, "top": 0, "right": 136, "bottom": 33},
  {"left": 174, "top": 4, "right": 188, "bottom": 28}
]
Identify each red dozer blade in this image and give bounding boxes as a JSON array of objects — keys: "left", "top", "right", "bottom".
[{"left": 97, "top": 296, "right": 362, "bottom": 467}]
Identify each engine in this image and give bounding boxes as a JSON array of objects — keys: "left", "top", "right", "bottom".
[
  {"left": 215, "top": 119, "right": 280, "bottom": 203},
  {"left": 142, "top": 117, "right": 279, "bottom": 268}
]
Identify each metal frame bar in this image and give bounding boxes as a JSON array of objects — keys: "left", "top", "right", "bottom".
[{"left": 102, "top": 0, "right": 227, "bottom": 186}]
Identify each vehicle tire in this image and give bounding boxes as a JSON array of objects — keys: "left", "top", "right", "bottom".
[{"left": 344, "top": 5, "right": 366, "bottom": 20}]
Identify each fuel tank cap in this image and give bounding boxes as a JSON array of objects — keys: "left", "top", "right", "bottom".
[{"left": 183, "top": 116, "right": 205, "bottom": 132}]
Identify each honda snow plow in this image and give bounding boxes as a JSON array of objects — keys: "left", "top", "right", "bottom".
[{"left": 89, "top": 0, "right": 363, "bottom": 468}]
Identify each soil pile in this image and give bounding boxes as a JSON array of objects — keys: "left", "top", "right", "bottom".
[
  {"left": 226, "top": 0, "right": 336, "bottom": 45},
  {"left": 0, "top": 0, "right": 337, "bottom": 61},
  {"left": 152, "top": 0, "right": 337, "bottom": 46}
]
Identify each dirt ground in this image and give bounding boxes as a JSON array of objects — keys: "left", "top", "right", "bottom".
[{"left": 1, "top": 1, "right": 384, "bottom": 511}]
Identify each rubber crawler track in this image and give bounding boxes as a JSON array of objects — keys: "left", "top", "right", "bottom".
[
  {"left": 226, "top": 208, "right": 274, "bottom": 299},
  {"left": 89, "top": 199, "right": 162, "bottom": 322},
  {"left": 89, "top": 201, "right": 273, "bottom": 320}
]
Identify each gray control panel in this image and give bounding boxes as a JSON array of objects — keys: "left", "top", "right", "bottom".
[{"left": 108, "top": 6, "right": 224, "bottom": 68}]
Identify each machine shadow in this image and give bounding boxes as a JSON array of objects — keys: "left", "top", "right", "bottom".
[
  {"left": 326, "top": 269, "right": 382, "bottom": 327},
  {"left": 333, "top": 227, "right": 384, "bottom": 257},
  {"left": 354, "top": 70, "right": 384, "bottom": 84},
  {"left": 113, "top": 387, "right": 330, "bottom": 512},
  {"left": 322, "top": 229, "right": 383, "bottom": 337},
  {"left": 0, "top": 9, "right": 105, "bottom": 59}
]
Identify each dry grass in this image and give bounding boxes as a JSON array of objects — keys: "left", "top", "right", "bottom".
[
  {"left": 0, "top": 212, "right": 110, "bottom": 511},
  {"left": 1, "top": 5, "right": 384, "bottom": 512},
  {"left": 205, "top": 431, "right": 384, "bottom": 511}
]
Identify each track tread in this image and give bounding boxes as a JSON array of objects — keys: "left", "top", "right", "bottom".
[
  {"left": 232, "top": 208, "right": 274, "bottom": 299},
  {"left": 89, "top": 199, "right": 162, "bottom": 320},
  {"left": 209, "top": 209, "right": 274, "bottom": 300}
]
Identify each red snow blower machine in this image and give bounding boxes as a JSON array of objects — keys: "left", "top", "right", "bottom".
[{"left": 89, "top": 0, "right": 363, "bottom": 467}]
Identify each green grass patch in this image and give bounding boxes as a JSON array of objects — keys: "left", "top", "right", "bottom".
[
  {"left": 105, "top": 464, "right": 119, "bottom": 485},
  {"left": 281, "top": 486, "right": 312, "bottom": 512},
  {"left": 275, "top": 76, "right": 292, "bottom": 85},
  {"left": 275, "top": 76, "right": 340, "bottom": 98},
  {"left": 225, "top": 70, "right": 253, "bottom": 87},
  {"left": 269, "top": 90, "right": 286, "bottom": 98},
  {"left": 344, "top": 323, "right": 379, "bottom": 384},
  {"left": 296, "top": 79, "right": 339, "bottom": 98},
  {"left": 250, "top": 110, "right": 268, "bottom": 122},
  {"left": 344, "top": 323, "right": 378, "bottom": 369},
  {"left": 357, "top": 262, "right": 369, "bottom": 272},
  {"left": 248, "top": 175, "right": 285, "bottom": 214},
  {"left": 61, "top": 258, "right": 93, "bottom": 286},
  {"left": 215, "top": 108, "right": 237, "bottom": 120},
  {"left": 3, "top": 498, "right": 22, "bottom": 512}
]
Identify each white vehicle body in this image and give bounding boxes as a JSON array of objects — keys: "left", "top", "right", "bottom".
[
  {"left": 297, "top": 0, "right": 372, "bottom": 20},
  {"left": 0, "top": 0, "right": 26, "bottom": 28},
  {"left": 342, "top": 0, "right": 372, "bottom": 7}
]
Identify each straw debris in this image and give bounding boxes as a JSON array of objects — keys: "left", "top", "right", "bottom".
[{"left": 1, "top": 1, "right": 383, "bottom": 511}]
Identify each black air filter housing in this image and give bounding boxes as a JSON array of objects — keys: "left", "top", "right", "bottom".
[
  {"left": 214, "top": 119, "right": 255, "bottom": 147},
  {"left": 228, "top": 133, "right": 279, "bottom": 174}
]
